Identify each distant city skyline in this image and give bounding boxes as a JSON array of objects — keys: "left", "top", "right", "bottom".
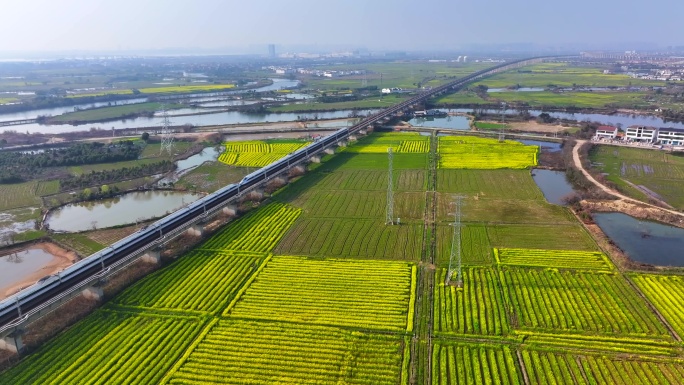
[{"left": 1, "top": 0, "right": 682, "bottom": 56}]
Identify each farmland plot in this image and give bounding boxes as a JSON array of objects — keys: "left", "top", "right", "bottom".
[
  {"left": 165, "top": 320, "right": 404, "bottom": 385},
  {"left": 227, "top": 256, "right": 415, "bottom": 331}
]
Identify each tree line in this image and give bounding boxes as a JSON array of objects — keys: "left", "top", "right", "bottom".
[{"left": 0, "top": 141, "right": 143, "bottom": 183}]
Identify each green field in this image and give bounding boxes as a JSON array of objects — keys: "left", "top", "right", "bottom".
[
  {"left": 491, "top": 90, "right": 651, "bottom": 109},
  {"left": 301, "top": 62, "right": 489, "bottom": 91},
  {"left": 268, "top": 94, "right": 409, "bottom": 112},
  {"left": 49, "top": 102, "right": 184, "bottom": 123},
  {"left": 5, "top": 131, "right": 684, "bottom": 384},
  {"left": 475, "top": 63, "right": 664, "bottom": 88},
  {"left": 0, "top": 180, "right": 59, "bottom": 210},
  {"left": 589, "top": 144, "right": 684, "bottom": 209}
]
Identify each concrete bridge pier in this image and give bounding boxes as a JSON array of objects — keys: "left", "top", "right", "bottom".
[
  {"left": 142, "top": 249, "right": 161, "bottom": 264},
  {"left": 309, "top": 155, "right": 321, "bottom": 163},
  {"left": 324, "top": 147, "right": 335, "bottom": 155},
  {"left": 336, "top": 141, "right": 347, "bottom": 147},
  {"left": 0, "top": 330, "right": 25, "bottom": 353},
  {"left": 348, "top": 135, "right": 357, "bottom": 142}
]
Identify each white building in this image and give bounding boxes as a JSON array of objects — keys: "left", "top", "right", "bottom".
[
  {"left": 657, "top": 128, "right": 684, "bottom": 146},
  {"left": 595, "top": 125, "right": 618, "bottom": 139},
  {"left": 625, "top": 126, "right": 658, "bottom": 143}
]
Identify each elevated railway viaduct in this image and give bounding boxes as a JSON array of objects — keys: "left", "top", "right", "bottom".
[{"left": 0, "top": 55, "right": 568, "bottom": 352}]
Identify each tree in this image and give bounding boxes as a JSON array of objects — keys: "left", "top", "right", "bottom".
[
  {"left": 0, "top": 138, "right": 6, "bottom": 147},
  {"left": 82, "top": 188, "right": 92, "bottom": 199},
  {"left": 101, "top": 184, "right": 110, "bottom": 195},
  {"left": 141, "top": 132, "right": 150, "bottom": 142}
]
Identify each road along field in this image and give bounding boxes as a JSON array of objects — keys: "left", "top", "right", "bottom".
[{"left": 4, "top": 131, "right": 684, "bottom": 384}]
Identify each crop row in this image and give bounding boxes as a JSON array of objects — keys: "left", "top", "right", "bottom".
[
  {"left": 436, "top": 169, "right": 542, "bottom": 199},
  {"left": 311, "top": 169, "right": 426, "bottom": 191},
  {"left": 437, "top": 136, "right": 538, "bottom": 169},
  {"left": 227, "top": 256, "right": 414, "bottom": 331},
  {"left": 114, "top": 251, "right": 263, "bottom": 313},
  {"left": 0, "top": 311, "right": 202, "bottom": 385},
  {"left": 298, "top": 190, "right": 424, "bottom": 221},
  {"left": 218, "top": 152, "right": 287, "bottom": 167},
  {"left": 199, "top": 202, "right": 301, "bottom": 253},
  {"left": 398, "top": 140, "right": 430, "bottom": 153},
  {"left": 495, "top": 248, "right": 614, "bottom": 271},
  {"left": 218, "top": 141, "right": 309, "bottom": 167},
  {"left": 501, "top": 268, "right": 667, "bottom": 336},
  {"left": 434, "top": 268, "right": 509, "bottom": 335},
  {"left": 432, "top": 341, "right": 522, "bottom": 385},
  {"left": 165, "top": 319, "right": 404, "bottom": 385},
  {"left": 632, "top": 274, "right": 684, "bottom": 338},
  {"left": 522, "top": 349, "right": 684, "bottom": 385},
  {"left": 274, "top": 218, "right": 423, "bottom": 261},
  {"left": 436, "top": 225, "right": 492, "bottom": 266},
  {"left": 519, "top": 331, "right": 679, "bottom": 357},
  {"left": 347, "top": 140, "right": 429, "bottom": 154}
]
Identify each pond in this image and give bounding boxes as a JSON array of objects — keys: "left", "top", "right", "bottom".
[
  {"left": 531, "top": 169, "right": 575, "bottom": 205},
  {"left": 516, "top": 139, "right": 562, "bottom": 152},
  {"left": 46, "top": 190, "right": 202, "bottom": 232},
  {"left": 409, "top": 115, "right": 470, "bottom": 130},
  {"left": 0, "top": 248, "right": 57, "bottom": 295},
  {"left": 159, "top": 146, "right": 222, "bottom": 184},
  {"left": 593, "top": 212, "right": 684, "bottom": 266}
]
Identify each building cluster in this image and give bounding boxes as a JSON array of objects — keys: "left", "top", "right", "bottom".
[
  {"left": 594, "top": 125, "right": 684, "bottom": 146},
  {"left": 263, "top": 66, "right": 366, "bottom": 77},
  {"left": 628, "top": 69, "right": 684, "bottom": 81}
]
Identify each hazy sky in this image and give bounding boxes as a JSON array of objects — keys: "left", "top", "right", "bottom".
[{"left": 1, "top": 0, "right": 681, "bottom": 53}]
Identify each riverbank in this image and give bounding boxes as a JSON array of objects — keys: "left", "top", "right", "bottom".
[{"left": 0, "top": 242, "right": 77, "bottom": 299}]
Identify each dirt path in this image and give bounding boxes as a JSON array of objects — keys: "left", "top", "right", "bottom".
[{"left": 571, "top": 140, "right": 684, "bottom": 219}]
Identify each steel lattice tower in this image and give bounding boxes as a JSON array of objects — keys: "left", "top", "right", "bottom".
[
  {"left": 386, "top": 147, "right": 394, "bottom": 225},
  {"left": 159, "top": 105, "right": 175, "bottom": 156},
  {"left": 446, "top": 195, "right": 465, "bottom": 286}
]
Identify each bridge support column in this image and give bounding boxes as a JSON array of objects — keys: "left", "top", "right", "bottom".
[
  {"left": 187, "top": 224, "right": 204, "bottom": 237},
  {"left": 309, "top": 156, "right": 321, "bottom": 163},
  {"left": 82, "top": 285, "right": 104, "bottom": 301},
  {"left": 336, "top": 141, "right": 347, "bottom": 147},
  {"left": 348, "top": 135, "right": 357, "bottom": 142},
  {"left": 324, "top": 147, "right": 334, "bottom": 155},
  {"left": 0, "top": 331, "right": 24, "bottom": 354},
  {"left": 359, "top": 129, "right": 367, "bottom": 135},
  {"left": 222, "top": 204, "right": 237, "bottom": 216},
  {"left": 142, "top": 250, "right": 161, "bottom": 264}
]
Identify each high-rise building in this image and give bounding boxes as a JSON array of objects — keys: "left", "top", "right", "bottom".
[{"left": 268, "top": 44, "right": 276, "bottom": 58}]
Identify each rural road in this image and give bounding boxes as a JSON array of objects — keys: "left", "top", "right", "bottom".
[{"left": 572, "top": 140, "right": 684, "bottom": 218}]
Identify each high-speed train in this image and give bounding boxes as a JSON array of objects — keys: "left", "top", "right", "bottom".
[{"left": 0, "top": 56, "right": 552, "bottom": 328}]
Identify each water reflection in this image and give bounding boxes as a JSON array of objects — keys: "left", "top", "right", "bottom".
[
  {"left": 46, "top": 191, "right": 201, "bottom": 232},
  {"left": 593, "top": 213, "right": 684, "bottom": 266}
]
